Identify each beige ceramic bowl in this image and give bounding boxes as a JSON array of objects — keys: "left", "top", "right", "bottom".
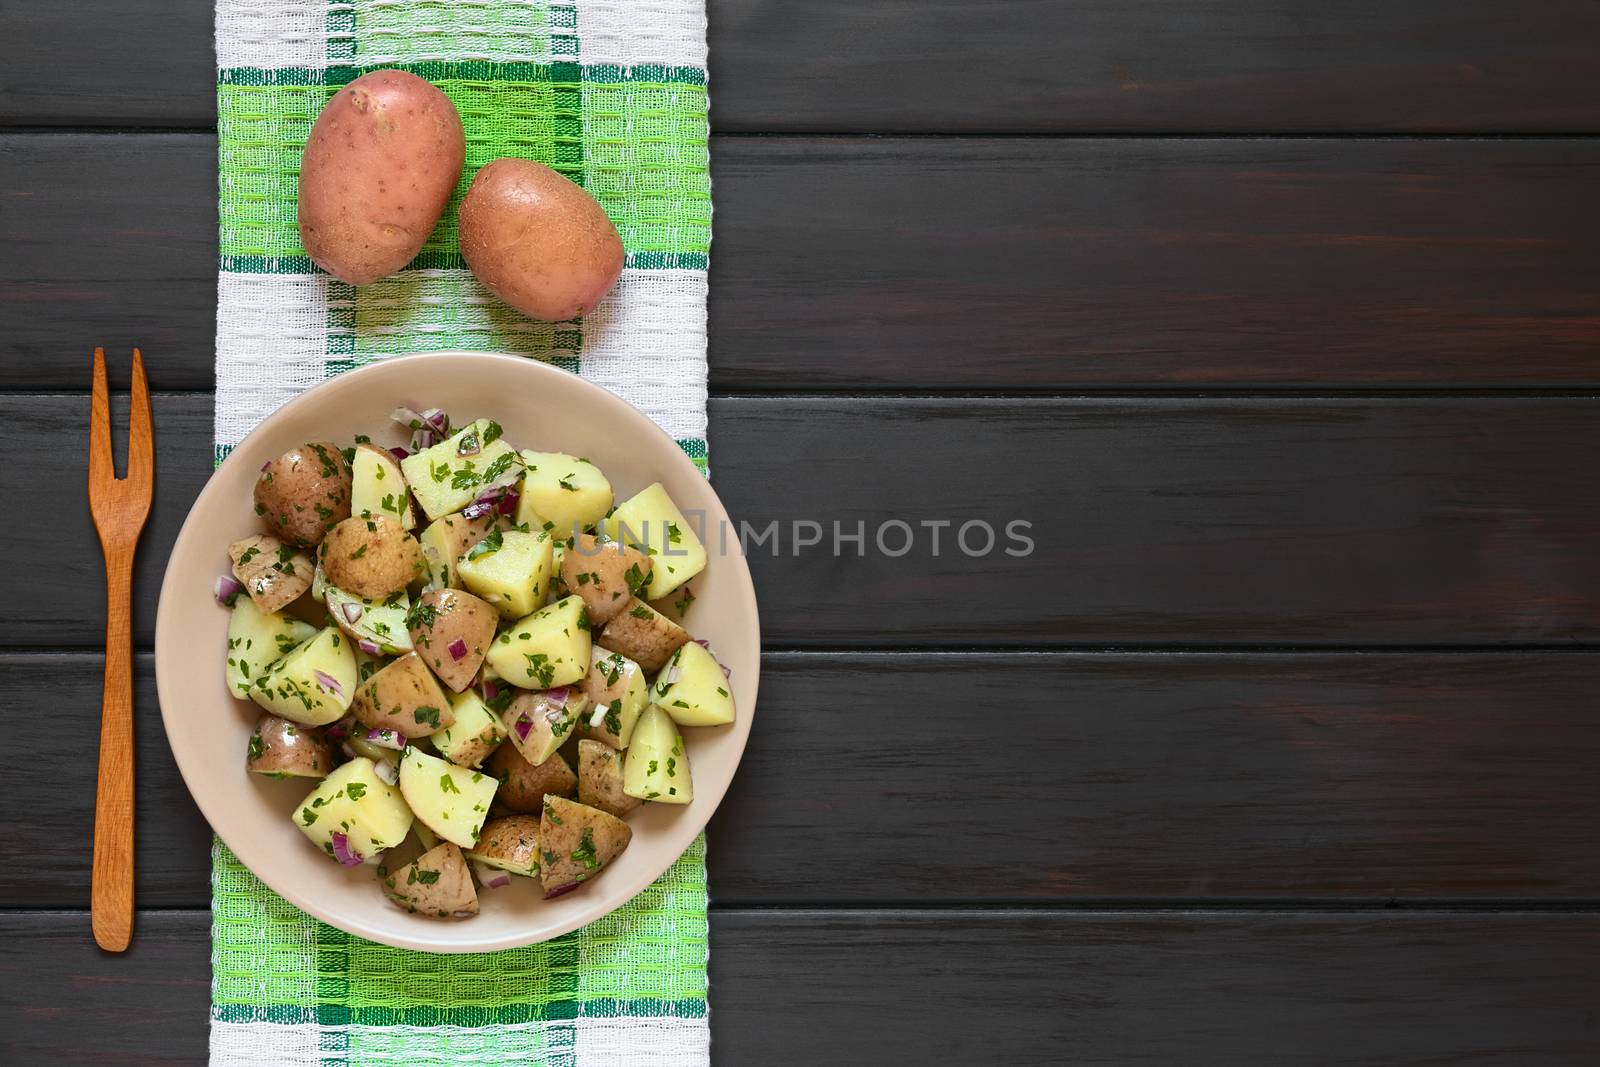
[{"left": 156, "top": 352, "right": 759, "bottom": 952}]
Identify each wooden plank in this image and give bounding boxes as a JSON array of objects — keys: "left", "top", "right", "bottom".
[
  {"left": 7, "top": 3, "right": 1600, "bottom": 133},
  {"left": 6, "top": 909, "right": 1600, "bottom": 1064},
  {"left": 9, "top": 393, "right": 1600, "bottom": 649},
  {"left": 8, "top": 134, "right": 1600, "bottom": 392},
  {"left": 7, "top": 651, "right": 1600, "bottom": 907}
]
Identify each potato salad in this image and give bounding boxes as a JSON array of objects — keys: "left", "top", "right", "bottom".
[{"left": 217, "top": 407, "right": 734, "bottom": 919}]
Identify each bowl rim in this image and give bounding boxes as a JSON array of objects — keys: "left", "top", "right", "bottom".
[{"left": 155, "top": 351, "right": 759, "bottom": 952}]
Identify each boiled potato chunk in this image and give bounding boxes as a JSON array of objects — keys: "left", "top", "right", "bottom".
[
  {"left": 382, "top": 841, "right": 479, "bottom": 919},
  {"left": 516, "top": 452, "right": 612, "bottom": 538},
  {"left": 466, "top": 815, "right": 541, "bottom": 877},
  {"left": 353, "top": 651, "right": 454, "bottom": 739},
  {"left": 486, "top": 744, "right": 577, "bottom": 813},
  {"left": 254, "top": 441, "right": 352, "bottom": 547},
  {"left": 248, "top": 626, "right": 357, "bottom": 726},
  {"left": 652, "top": 641, "right": 736, "bottom": 727},
  {"left": 229, "top": 533, "right": 314, "bottom": 615},
  {"left": 597, "top": 598, "right": 690, "bottom": 673},
  {"left": 248, "top": 714, "right": 335, "bottom": 778},
  {"left": 484, "top": 595, "right": 591, "bottom": 689},
  {"left": 226, "top": 597, "right": 316, "bottom": 698},
  {"left": 596, "top": 483, "right": 705, "bottom": 600},
  {"left": 578, "top": 647, "right": 649, "bottom": 749},
  {"left": 538, "top": 795, "right": 632, "bottom": 897},
  {"left": 400, "top": 419, "right": 522, "bottom": 521},
  {"left": 578, "top": 740, "right": 641, "bottom": 818},
  {"left": 502, "top": 687, "right": 587, "bottom": 766},
  {"left": 622, "top": 705, "right": 692, "bottom": 804},
  {"left": 418, "top": 512, "right": 497, "bottom": 589},
  {"left": 561, "top": 534, "right": 650, "bottom": 627},
  {"left": 398, "top": 748, "right": 499, "bottom": 849},
  {"left": 350, "top": 443, "right": 415, "bottom": 529},
  {"left": 295, "top": 757, "right": 413, "bottom": 864},
  {"left": 324, "top": 576, "right": 413, "bottom": 656},
  {"left": 430, "top": 688, "right": 506, "bottom": 768},
  {"left": 320, "top": 515, "right": 424, "bottom": 599},
  {"left": 456, "top": 529, "right": 553, "bottom": 619},
  {"left": 408, "top": 587, "right": 498, "bottom": 692}
]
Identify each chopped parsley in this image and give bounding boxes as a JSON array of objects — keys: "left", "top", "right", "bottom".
[
  {"left": 630, "top": 604, "right": 653, "bottom": 620},
  {"left": 414, "top": 705, "right": 442, "bottom": 729},
  {"left": 572, "top": 827, "right": 599, "bottom": 871},
  {"left": 409, "top": 867, "right": 440, "bottom": 885},
  {"left": 247, "top": 734, "right": 265, "bottom": 761},
  {"left": 464, "top": 529, "right": 503, "bottom": 560},
  {"left": 439, "top": 774, "right": 460, "bottom": 794},
  {"left": 346, "top": 782, "right": 367, "bottom": 800}
]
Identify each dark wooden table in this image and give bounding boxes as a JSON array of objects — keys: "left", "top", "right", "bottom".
[{"left": 6, "top": 2, "right": 1600, "bottom": 1062}]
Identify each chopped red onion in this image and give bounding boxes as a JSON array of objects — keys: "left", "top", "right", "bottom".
[
  {"left": 387, "top": 446, "right": 410, "bottom": 463},
  {"left": 313, "top": 670, "right": 344, "bottom": 698},
  {"left": 357, "top": 638, "right": 382, "bottom": 656},
  {"left": 325, "top": 716, "right": 357, "bottom": 743},
  {"left": 546, "top": 882, "right": 580, "bottom": 899},
  {"left": 340, "top": 602, "right": 364, "bottom": 624},
  {"left": 546, "top": 686, "right": 571, "bottom": 705},
  {"left": 260, "top": 460, "right": 272, "bottom": 472},
  {"left": 447, "top": 638, "right": 469, "bottom": 661},
  {"left": 513, "top": 713, "right": 533, "bottom": 741},
  {"left": 472, "top": 861, "right": 512, "bottom": 889},
  {"left": 461, "top": 499, "right": 494, "bottom": 520},
  {"left": 214, "top": 574, "right": 245, "bottom": 607},
  {"left": 330, "top": 831, "right": 363, "bottom": 867},
  {"left": 374, "top": 760, "right": 399, "bottom": 785},
  {"left": 419, "top": 408, "right": 449, "bottom": 433},
  {"left": 365, "top": 728, "right": 406, "bottom": 750},
  {"left": 481, "top": 679, "right": 501, "bottom": 704}
]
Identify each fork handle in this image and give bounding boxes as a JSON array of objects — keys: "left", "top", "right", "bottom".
[{"left": 92, "top": 550, "right": 135, "bottom": 952}]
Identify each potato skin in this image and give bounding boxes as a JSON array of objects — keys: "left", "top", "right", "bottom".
[
  {"left": 321, "top": 515, "right": 424, "bottom": 598},
  {"left": 382, "top": 842, "right": 479, "bottom": 918},
  {"left": 408, "top": 587, "right": 498, "bottom": 692},
  {"left": 598, "top": 598, "right": 690, "bottom": 673},
  {"left": 254, "top": 442, "right": 352, "bottom": 547},
  {"left": 486, "top": 744, "right": 576, "bottom": 813},
  {"left": 298, "top": 70, "right": 465, "bottom": 285},
  {"left": 247, "top": 714, "right": 335, "bottom": 778},
  {"left": 354, "top": 652, "right": 455, "bottom": 738},
  {"left": 229, "top": 534, "right": 314, "bottom": 614},
  {"left": 458, "top": 158, "right": 624, "bottom": 321},
  {"left": 562, "top": 534, "right": 651, "bottom": 626}
]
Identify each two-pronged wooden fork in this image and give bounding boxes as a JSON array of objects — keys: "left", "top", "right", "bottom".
[{"left": 88, "top": 348, "right": 153, "bottom": 952}]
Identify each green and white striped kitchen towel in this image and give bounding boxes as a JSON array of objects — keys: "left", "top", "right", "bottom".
[{"left": 210, "top": 2, "right": 711, "bottom": 1063}]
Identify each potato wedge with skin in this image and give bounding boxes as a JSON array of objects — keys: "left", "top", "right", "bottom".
[
  {"left": 651, "top": 640, "right": 736, "bottom": 727},
  {"left": 399, "top": 419, "right": 522, "bottom": 522},
  {"left": 226, "top": 597, "right": 316, "bottom": 698},
  {"left": 502, "top": 687, "right": 587, "bottom": 766},
  {"left": 466, "top": 815, "right": 541, "bottom": 877},
  {"left": 398, "top": 748, "right": 499, "bottom": 849},
  {"left": 295, "top": 757, "right": 412, "bottom": 863},
  {"left": 597, "top": 598, "right": 689, "bottom": 674},
  {"left": 255, "top": 442, "right": 352, "bottom": 547},
  {"left": 485, "top": 595, "right": 592, "bottom": 689},
  {"left": 561, "top": 534, "right": 650, "bottom": 627},
  {"left": 248, "top": 714, "right": 336, "bottom": 778},
  {"left": 418, "top": 512, "right": 497, "bottom": 590},
  {"left": 350, "top": 443, "right": 415, "bottom": 529},
  {"left": 321, "top": 568, "right": 412, "bottom": 655},
  {"left": 516, "top": 452, "right": 613, "bottom": 538},
  {"left": 459, "top": 159, "right": 624, "bottom": 322},
  {"left": 538, "top": 795, "right": 632, "bottom": 897},
  {"left": 320, "top": 514, "right": 424, "bottom": 599},
  {"left": 353, "top": 651, "right": 455, "bottom": 739},
  {"left": 622, "top": 705, "right": 692, "bottom": 804},
  {"left": 382, "top": 842, "right": 479, "bottom": 919},
  {"left": 486, "top": 743, "right": 576, "bottom": 813},
  {"left": 577, "top": 647, "right": 649, "bottom": 749},
  {"left": 248, "top": 626, "right": 357, "bottom": 726},
  {"left": 596, "top": 482, "right": 706, "bottom": 601},
  {"left": 299, "top": 70, "right": 465, "bottom": 286},
  {"left": 431, "top": 688, "right": 507, "bottom": 768},
  {"left": 578, "top": 740, "right": 641, "bottom": 818},
  {"left": 408, "top": 587, "right": 497, "bottom": 692},
  {"left": 229, "top": 534, "right": 314, "bottom": 615}
]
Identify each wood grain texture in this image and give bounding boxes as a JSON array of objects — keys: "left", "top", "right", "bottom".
[
  {"left": 11, "top": 393, "right": 1600, "bottom": 649},
  {"left": 7, "top": 651, "right": 1600, "bottom": 907},
  {"left": 7, "top": 2, "right": 1600, "bottom": 133},
  {"left": 6, "top": 909, "right": 1600, "bottom": 1065},
  {"left": 86, "top": 348, "right": 152, "bottom": 952},
  {"left": 8, "top": 135, "right": 1600, "bottom": 392}
]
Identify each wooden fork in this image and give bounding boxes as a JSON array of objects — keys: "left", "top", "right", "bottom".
[{"left": 88, "top": 348, "right": 153, "bottom": 952}]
